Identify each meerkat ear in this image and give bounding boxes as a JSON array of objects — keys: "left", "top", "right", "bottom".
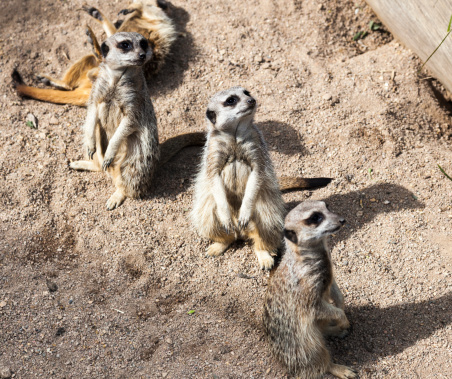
[
  {"left": 101, "top": 42, "right": 110, "bottom": 58},
  {"left": 284, "top": 229, "right": 298, "bottom": 244},
  {"left": 206, "top": 109, "right": 216, "bottom": 125}
]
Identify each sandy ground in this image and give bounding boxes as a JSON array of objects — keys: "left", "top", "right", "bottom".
[{"left": 0, "top": 0, "right": 451, "bottom": 378}]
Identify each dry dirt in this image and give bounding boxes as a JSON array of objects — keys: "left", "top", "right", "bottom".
[{"left": 0, "top": 0, "right": 451, "bottom": 378}]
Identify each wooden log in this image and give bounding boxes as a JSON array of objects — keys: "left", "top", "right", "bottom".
[{"left": 366, "top": 0, "right": 452, "bottom": 92}]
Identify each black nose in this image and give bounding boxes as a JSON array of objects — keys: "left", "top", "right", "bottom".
[
  {"left": 139, "top": 53, "right": 146, "bottom": 60},
  {"left": 339, "top": 218, "right": 346, "bottom": 225},
  {"left": 247, "top": 98, "right": 256, "bottom": 106}
]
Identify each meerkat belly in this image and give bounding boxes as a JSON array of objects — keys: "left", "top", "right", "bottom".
[
  {"left": 221, "top": 159, "right": 251, "bottom": 209},
  {"left": 98, "top": 101, "right": 124, "bottom": 139}
]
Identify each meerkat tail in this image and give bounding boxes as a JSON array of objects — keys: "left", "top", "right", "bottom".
[
  {"left": 14, "top": 85, "right": 90, "bottom": 106},
  {"left": 278, "top": 177, "right": 332, "bottom": 191},
  {"left": 159, "top": 132, "right": 206, "bottom": 165}
]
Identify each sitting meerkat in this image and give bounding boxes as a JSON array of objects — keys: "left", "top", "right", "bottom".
[
  {"left": 69, "top": 32, "right": 203, "bottom": 210},
  {"left": 191, "top": 87, "right": 332, "bottom": 270},
  {"left": 263, "top": 200, "right": 356, "bottom": 379},
  {"left": 13, "top": 0, "right": 177, "bottom": 106}
]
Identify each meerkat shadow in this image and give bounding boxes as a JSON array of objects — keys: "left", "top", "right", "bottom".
[
  {"left": 146, "top": 146, "right": 203, "bottom": 199},
  {"left": 328, "top": 292, "right": 452, "bottom": 367},
  {"left": 147, "top": 2, "right": 196, "bottom": 96},
  {"left": 285, "top": 183, "right": 424, "bottom": 247},
  {"left": 257, "top": 120, "right": 306, "bottom": 156}
]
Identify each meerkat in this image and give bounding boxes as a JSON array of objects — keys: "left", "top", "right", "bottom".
[
  {"left": 69, "top": 32, "right": 203, "bottom": 210},
  {"left": 12, "top": 0, "right": 176, "bottom": 106},
  {"left": 191, "top": 87, "right": 332, "bottom": 270},
  {"left": 263, "top": 200, "right": 356, "bottom": 379}
]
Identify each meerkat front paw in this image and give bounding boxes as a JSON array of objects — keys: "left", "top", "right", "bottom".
[
  {"left": 255, "top": 250, "right": 274, "bottom": 271},
  {"left": 216, "top": 207, "right": 233, "bottom": 234},
  {"left": 237, "top": 207, "right": 251, "bottom": 230}
]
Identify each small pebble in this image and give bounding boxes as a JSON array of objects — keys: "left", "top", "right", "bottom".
[
  {"left": 322, "top": 93, "right": 332, "bottom": 101},
  {"left": 383, "top": 200, "right": 390, "bottom": 205},
  {"left": 56, "top": 327, "right": 66, "bottom": 336},
  {"left": 26, "top": 113, "right": 38, "bottom": 128},
  {"left": 0, "top": 366, "right": 12, "bottom": 379},
  {"left": 49, "top": 116, "right": 59, "bottom": 125}
]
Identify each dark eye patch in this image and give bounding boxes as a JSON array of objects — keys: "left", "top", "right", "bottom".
[
  {"left": 284, "top": 229, "right": 298, "bottom": 244},
  {"left": 224, "top": 95, "right": 239, "bottom": 107},
  {"left": 243, "top": 90, "right": 251, "bottom": 97},
  {"left": 206, "top": 109, "right": 216, "bottom": 124},
  {"left": 305, "top": 212, "right": 324, "bottom": 226},
  {"left": 100, "top": 42, "right": 110, "bottom": 58},
  {"left": 140, "top": 39, "right": 149, "bottom": 51},
  {"left": 118, "top": 40, "right": 132, "bottom": 50}
]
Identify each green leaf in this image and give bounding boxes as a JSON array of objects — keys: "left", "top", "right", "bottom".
[
  {"left": 353, "top": 31, "right": 362, "bottom": 41},
  {"left": 187, "top": 310, "right": 195, "bottom": 315},
  {"left": 438, "top": 164, "right": 452, "bottom": 181},
  {"left": 448, "top": 15, "right": 452, "bottom": 32},
  {"left": 369, "top": 21, "right": 381, "bottom": 31},
  {"left": 26, "top": 120, "right": 36, "bottom": 129}
]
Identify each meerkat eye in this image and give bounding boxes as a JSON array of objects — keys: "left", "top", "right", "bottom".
[
  {"left": 140, "top": 39, "right": 149, "bottom": 51},
  {"left": 307, "top": 212, "right": 324, "bottom": 225},
  {"left": 224, "top": 96, "right": 238, "bottom": 106},
  {"left": 118, "top": 41, "right": 132, "bottom": 50},
  {"left": 243, "top": 90, "right": 251, "bottom": 97}
]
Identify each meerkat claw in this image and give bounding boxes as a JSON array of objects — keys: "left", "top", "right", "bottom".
[
  {"left": 102, "top": 158, "right": 113, "bottom": 170},
  {"left": 118, "top": 8, "right": 133, "bottom": 16},
  {"left": 87, "top": 147, "right": 96, "bottom": 160},
  {"left": 36, "top": 75, "right": 51, "bottom": 86},
  {"left": 82, "top": 5, "right": 103, "bottom": 21},
  {"left": 238, "top": 218, "right": 249, "bottom": 231}
]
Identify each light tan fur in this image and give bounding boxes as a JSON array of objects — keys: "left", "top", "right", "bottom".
[
  {"left": 263, "top": 201, "right": 356, "bottom": 379},
  {"left": 69, "top": 32, "right": 203, "bottom": 210},
  {"left": 13, "top": 0, "right": 177, "bottom": 106},
  {"left": 191, "top": 87, "right": 331, "bottom": 270}
]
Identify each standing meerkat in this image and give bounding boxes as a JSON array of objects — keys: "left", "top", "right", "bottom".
[
  {"left": 12, "top": 0, "right": 177, "bottom": 106},
  {"left": 70, "top": 32, "right": 203, "bottom": 210},
  {"left": 263, "top": 200, "right": 356, "bottom": 379},
  {"left": 191, "top": 87, "right": 332, "bottom": 270}
]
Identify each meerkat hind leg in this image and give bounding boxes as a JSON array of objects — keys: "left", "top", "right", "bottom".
[
  {"left": 248, "top": 228, "right": 276, "bottom": 270},
  {"left": 206, "top": 234, "right": 235, "bottom": 257},
  {"left": 36, "top": 74, "right": 73, "bottom": 90},
  {"left": 330, "top": 279, "right": 345, "bottom": 310},
  {"left": 322, "top": 323, "right": 350, "bottom": 339},
  {"left": 328, "top": 363, "right": 357, "bottom": 379},
  {"left": 69, "top": 160, "right": 100, "bottom": 172}
]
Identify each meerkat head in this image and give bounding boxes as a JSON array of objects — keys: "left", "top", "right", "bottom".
[
  {"left": 100, "top": 32, "right": 152, "bottom": 70},
  {"left": 205, "top": 86, "right": 257, "bottom": 131},
  {"left": 283, "top": 201, "right": 346, "bottom": 249}
]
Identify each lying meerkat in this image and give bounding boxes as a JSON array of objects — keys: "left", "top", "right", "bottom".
[
  {"left": 12, "top": 0, "right": 176, "bottom": 106},
  {"left": 263, "top": 200, "right": 356, "bottom": 379},
  {"left": 191, "top": 87, "right": 332, "bottom": 270},
  {"left": 70, "top": 32, "right": 203, "bottom": 210}
]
